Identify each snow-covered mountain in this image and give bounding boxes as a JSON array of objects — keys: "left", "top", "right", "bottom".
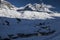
[
  {"left": 0, "top": 0, "right": 60, "bottom": 40},
  {"left": 17, "top": 3, "right": 54, "bottom": 12},
  {"left": 0, "top": 0, "right": 17, "bottom": 10}
]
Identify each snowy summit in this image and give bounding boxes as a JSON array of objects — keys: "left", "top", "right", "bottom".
[{"left": 17, "top": 3, "right": 54, "bottom": 12}]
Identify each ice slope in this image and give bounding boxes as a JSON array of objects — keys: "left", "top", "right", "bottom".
[
  {"left": 0, "top": 9, "right": 21, "bottom": 18},
  {"left": 0, "top": 8, "right": 60, "bottom": 40}
]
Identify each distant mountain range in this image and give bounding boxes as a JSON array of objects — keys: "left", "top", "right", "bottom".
[{"left": 17, "top": 3, "right": 54, "bottom": 12}]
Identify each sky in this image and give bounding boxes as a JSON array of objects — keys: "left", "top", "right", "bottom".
[
  {"left": 6, "top": 0, "right": 60, "bottom": 7},
  {"left": 6, "top": 0, "right": 60, "bottom": 12}
]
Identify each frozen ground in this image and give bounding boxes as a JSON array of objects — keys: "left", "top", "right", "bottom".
[{"left": 0, "top": 9, "right": 60, "bottom": 40}]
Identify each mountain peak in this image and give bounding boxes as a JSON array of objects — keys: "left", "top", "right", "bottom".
[
  {"left": 0, "top": 0, "right": 17, "bottom": 10},
  {"left": 17, "top": 3, "right": 54, "bottom": 12},
  {"left": 26, "top": 3, "right": 32, "bottom": 6}
]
